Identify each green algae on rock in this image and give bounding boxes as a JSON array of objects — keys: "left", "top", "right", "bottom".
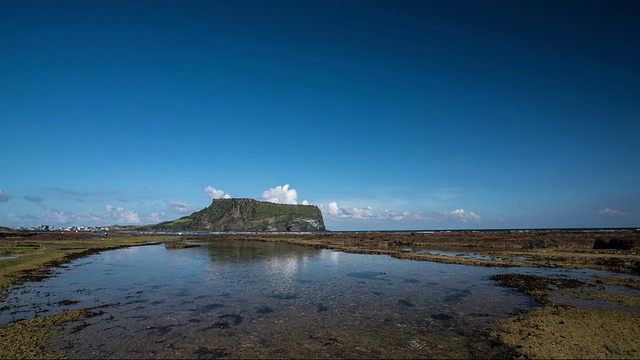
[
  {"left": 0, "top": 308, "right": 99, "bottom": 359},
  {"left": 492, "top": 306, "right": 640, "bottom": 359}
]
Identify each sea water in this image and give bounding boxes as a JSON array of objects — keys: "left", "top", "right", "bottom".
[{"left": 0, "top": 239, "right": 569, "bottom": 358}]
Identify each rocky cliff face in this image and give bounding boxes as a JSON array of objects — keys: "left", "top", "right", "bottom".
[{"left": 141, "top": 198, "right": 325, "bottom": 232}]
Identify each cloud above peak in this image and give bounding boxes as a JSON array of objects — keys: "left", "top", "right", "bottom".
[
  {"left": 261, "top": 184, "right": 308, "bottom": 205},
  {"left": 0, "top": 190, "right": 10, "bottom": 203},
  {"left": 204, "top": 186, "right": 231, "bottom": 199}
]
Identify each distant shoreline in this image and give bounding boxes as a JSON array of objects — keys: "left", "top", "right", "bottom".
[{"left": 5, "top": 226, "right": 639, "bottom": 236}]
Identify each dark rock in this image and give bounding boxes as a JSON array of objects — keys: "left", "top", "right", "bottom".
[
  {"left": 272, "top": 293, "right": 299, "bottom": 300},
  {"left": 398, "top": 299, "right": 415, "bottom": 307},
  {"left": 164, "top": 241, "right": 199, "bottom": 249},
  {"left": 593, "top": 238, "right": 634, "bottom": 250},
  {"left": 431, "top": 313, "right": 453, "bottom": 321},
  {"left": 200, "top": 303, "right": 224, "bottom": 313},
  {"left": 218, "top": 313, "right": 243, "bottom": 325},
  {"left": 256, "top": 306, "right": 274, "bottom": 314},
  {"left": 444, "top": 288, "right": 471, "bottom": 304}
]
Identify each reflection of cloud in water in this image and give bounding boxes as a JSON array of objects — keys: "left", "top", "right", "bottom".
[
  {"left": 101, "top": 246, "right": 144, "bottom": 261},
  {"left": 265, "top": 256, "right": 299, "bottom": 280},
  {"left": 329, "top": 251, "right": 341, "bottom": 263},
  {"left": 199, "top": 241, "right": 323, "bottom": 282},
  {"left": 319, "top": 249, "right": 342, "bottom": 263}
]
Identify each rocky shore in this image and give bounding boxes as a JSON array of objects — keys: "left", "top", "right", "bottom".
[
  {"left": 1, "top": 230, "right": 639, "bottom": 358},
  {"left": 187, "top": 230, "right": 640, "bottom": 274},
  {"left": 184, "top": 230, "right": 640, "bottom": 358}
]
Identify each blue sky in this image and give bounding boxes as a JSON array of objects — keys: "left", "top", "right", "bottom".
[{"left": 1, "top": 0, "right": 639, "bottom": 230}]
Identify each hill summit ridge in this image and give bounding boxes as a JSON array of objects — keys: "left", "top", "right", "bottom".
[{"left": 138, "top": 198, "right": 325, "bottom": 232}]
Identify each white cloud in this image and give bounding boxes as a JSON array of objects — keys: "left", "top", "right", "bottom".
[
  {"left": 598, "top": 208, "right": 631, "bottom": 217},
  {"left": 44, "top": 210, "right": 74, "bottom": 224},
  {"left": 0, "top": 190, "right": 10, "bottom": 203},
  {"left": 84, "top": 209, "right": 102, "bottom": 221},
  {"left": 262, "top": 184, "right": 308, "bottom": 205},
  {"left": 352, "top": 206, "right": 376, "bottom": 220},
  {"left": 148, "top": 212, "right": 165, "bottom": 222},
  {"left": 325, "top": 202, "right": 406, "bottom": 221},
  {"left": 322, "top": 202, "right": 481, "bottom": 225},
  {"left": 382, "top": 209, "right": 412, "bottom": 221},
  {"left": 442, "top": 209, "right": 481, "bottom": 223},
  {"left": 204, "top": 185, "right": 231, "bottom": 199},
  {"left": 105, "top": 204, "right": 141, "bottom": 224},
  {"left": 327, "top": 202, "right": 352, "bottom": 218},
  {"left": 165, "top": 200, "right": 192, "bottom": 213}
]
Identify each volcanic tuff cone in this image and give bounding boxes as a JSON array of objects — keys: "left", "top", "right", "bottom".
[{"left": 138, "top": 198, "right": 325, "bottom": 232}]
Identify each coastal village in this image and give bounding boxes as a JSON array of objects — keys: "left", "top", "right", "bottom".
[{"left": 13, "top": 224, "right": 110, "bottom": 233}]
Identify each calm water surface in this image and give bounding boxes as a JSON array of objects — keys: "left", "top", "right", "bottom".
[{"left": 0, "top": 239, "right": 591, "bottom": 358}]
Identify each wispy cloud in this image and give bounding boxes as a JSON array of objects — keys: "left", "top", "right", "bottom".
[
  {"left": 262, "top": 184, "right": 308, "bottom": 205},
  {"left": 0, "top": 190, "right": 10, "bottom": 203},
  {"left": 598, "top": 208, "right": 631, "bottom": 217},
  {"left": 23, "top": 195, "right": 45, "bottom": 204},
  {"left": 6, "top": 213, "right": 39, "bottom": 225},
  {"left": 204, "top": 185, "right": 231, "bottom": 199},
  {"left": 165, "top": 200, "right": 193, "bottom": 213},
  {"left": 7, "top": 210, "right": 80, "bottom": 226},
  {"left": 46, "top": 187, "right": 117, "bottom": 201},
  {"left": 434, "top": 187, "right": 464, "bottom": 200}
]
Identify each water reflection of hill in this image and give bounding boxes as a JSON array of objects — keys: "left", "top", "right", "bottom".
[{"left": 201, "top": 239, "right": 321, "bottom": 263}]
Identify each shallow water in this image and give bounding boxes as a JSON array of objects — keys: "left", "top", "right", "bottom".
[
  {"left": 401, "top": 248, "right": 502, "bottom": 261},
  {"left": 0, "top": 239, "right": 622, "bottom": 358}
]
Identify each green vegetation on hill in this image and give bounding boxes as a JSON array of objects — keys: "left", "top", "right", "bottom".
[{"left": 133, "top": 198, "right": 325, "bottom": 232}]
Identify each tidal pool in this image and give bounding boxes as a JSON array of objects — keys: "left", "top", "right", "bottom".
[{"left": 0, "top": 239, "right": 602, "bottom": 358}]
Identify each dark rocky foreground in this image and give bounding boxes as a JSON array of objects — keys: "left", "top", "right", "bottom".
[
  {"left": 1, "top": 229, "right": 639, "bottom": 359},
  {"left": 182, "top": 230, "right": 640, "bottom": 358}
]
